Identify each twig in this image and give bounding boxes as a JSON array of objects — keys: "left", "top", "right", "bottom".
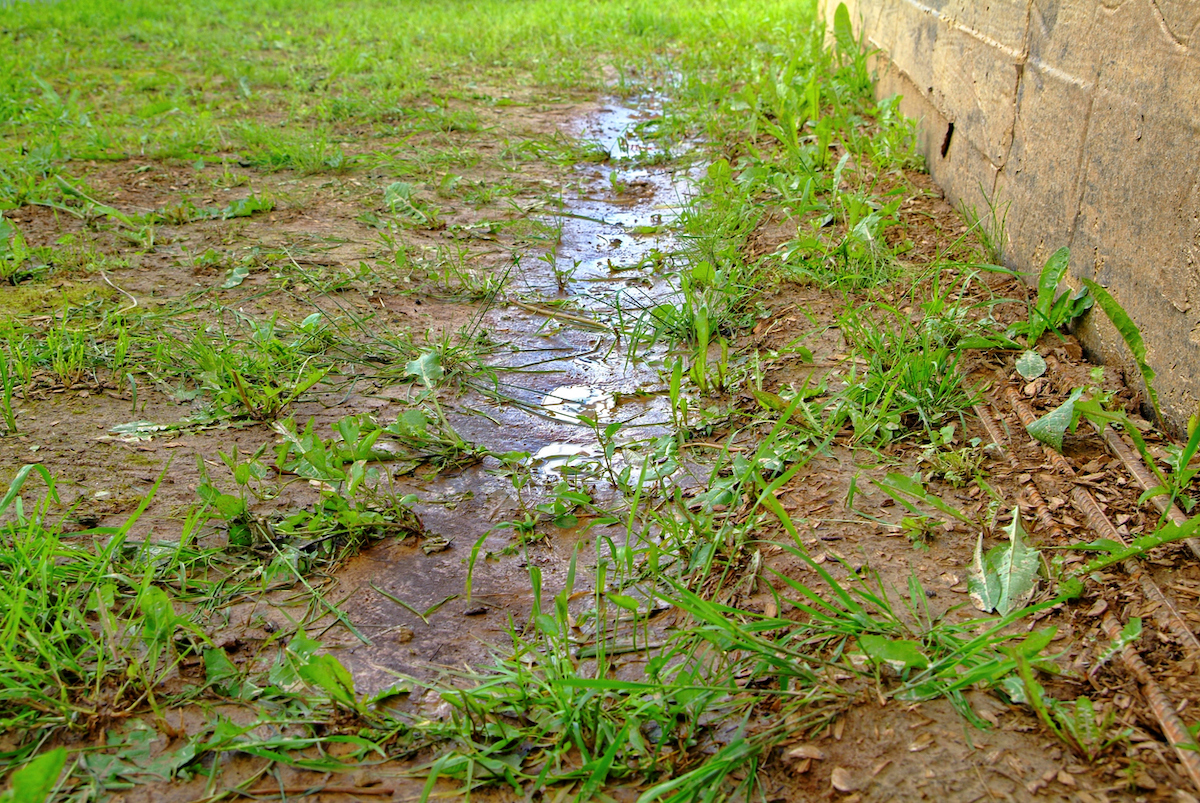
[
  {"left": 100, "top": 270, "right": 139, "bottom": 315},
  {"left": 238, "top": 786, "right": 396, "bottom": 798}
]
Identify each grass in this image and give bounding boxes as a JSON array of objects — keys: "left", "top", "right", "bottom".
[{"left": 0, "top": 0, "right": 1192, "bottom": 799}]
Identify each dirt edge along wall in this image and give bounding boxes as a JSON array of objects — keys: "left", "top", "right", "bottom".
[{"left": 820, "top": 0, "right": 1200, "bottom": 435}]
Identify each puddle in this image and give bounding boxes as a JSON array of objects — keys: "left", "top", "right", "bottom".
[
  {"left": 333, "top": 97, "right": 698, "bottom": 693},
  {"left": 540, "top": 383, "right": 615, "bottom": 423},
  {"left": 530, "top": 442, "right": 604, "bottom": 477}
]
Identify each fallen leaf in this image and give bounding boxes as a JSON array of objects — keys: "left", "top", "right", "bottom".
[
  {"left": 831, "top": 767, "right": 864, "bottom": 793},
  {"left": 1015, "top": 350, "right": 1047, "bottom": 380},
  {"left": 787, "top": 745, "right": 827, "bottom": 761},
  {"left": 908, "top": 732, "right": 934, "bottom": 752}
]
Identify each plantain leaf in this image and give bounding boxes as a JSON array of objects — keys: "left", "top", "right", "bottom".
[
  {"left": 968, "top": 533, "right": 1002, "bottom": 613},
  {"left": 968, "top": 509, "right": 1040, "bottom": 615},
  {"left": 404, "top": 351, "right": 444, "bottom": 389},
  {"left": 1081, "top": 278, "right": 1159, "bottom": 420},
  {"left": 1026, "top": 388, "right": 1083, "bottom": 452}
]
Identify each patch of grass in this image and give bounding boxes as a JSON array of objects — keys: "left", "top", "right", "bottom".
[{"left": 834, "top": 303, "right": 976, "bottom": 441}]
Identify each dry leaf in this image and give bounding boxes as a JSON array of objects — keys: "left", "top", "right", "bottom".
[
  {"left": 1085, "top": 599, "right": 1108, "bottom": 617},
  {"left": 787, "top": 745, "right": 827, "bottom": 761},
  {"left": 908, "top": 732, "right": 934, "bottom": 752},
  {"left": 831, "top": 767, "right": 864, "bottom": 793}
]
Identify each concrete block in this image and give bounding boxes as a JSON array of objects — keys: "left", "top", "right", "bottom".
[{"left": 822, "top": 0, "right": 1200, "bottom": 433}]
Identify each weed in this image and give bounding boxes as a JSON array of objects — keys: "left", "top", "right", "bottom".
[
  {"left": 0, "top": 220, "right": 43, "bottom": 285},
  {"left": 960, "top": 191, "right": 1011, "bottom": 265},
  {"left": 1006, "top": 247, "right": 1093, "bottom": 346},
  {"left": 919, "top": 425, "right": 987, "bottom": 487},
  {"left": 1008, "top": 654, "right": 1132, "bottom": 761},
  {"left": 176, "top": 314, "right": 329, "bottom": 421},
  {"left": 835, "top": 303, "right": 975, "bottom": 441}
]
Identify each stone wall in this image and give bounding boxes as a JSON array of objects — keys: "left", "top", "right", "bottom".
[{"left": 820, "top": 0, "right": 1200, "bottom": 433}]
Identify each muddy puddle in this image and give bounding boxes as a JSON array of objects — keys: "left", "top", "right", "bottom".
[{"left": 330, "top": 97, "right": 701, "bottom": 693}]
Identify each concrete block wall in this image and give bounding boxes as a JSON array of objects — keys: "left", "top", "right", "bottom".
[{"left": 821, "top": 0, "right": 1200, "bottom": 433}]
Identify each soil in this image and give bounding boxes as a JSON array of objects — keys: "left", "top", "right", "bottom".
[{"left": 3, "top": 88, "right": 1199, "bottom": 803}]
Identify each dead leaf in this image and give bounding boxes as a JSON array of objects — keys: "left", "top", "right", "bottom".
[
  {"left": 1085, "top": 599, "right": 1108, "bottom": 617},
  {"left": 787, "top": 745, "right": 827, "bottom": 761},
  {"left": 908, "top": 732, "right": 934, "bottom": 752},
  {"left": 831, "top": 767, "right": 864, "bottom": 793}
]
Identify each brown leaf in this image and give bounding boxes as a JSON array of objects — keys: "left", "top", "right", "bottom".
[
  {"left": 908, "top": 732, "right": 934, "bottom": 752},
  {"left": 787, "top": 745, "right": 827, "bottom": 761},
  {"left": 1085, "top": 599, "right": 1108, "bottom": 617},
  {"left": 831, "top": 767, "right": 864, "bottom": 793}
]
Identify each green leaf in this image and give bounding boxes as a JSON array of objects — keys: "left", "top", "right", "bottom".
[
  {"left": 139, "top": 586, "right": 180, "bottom": 649},
  {"left": 220, "top": 264, "right": 249, "bottom": 289},
  {"left": 1015, "top": 350, "right": 1047, "bottom": 380},
  {"left": 968, "top": 510, "right": 1040, "bottom": 615},
  {"left": 297, "top": 654, "right": 359, "bottom": 710},
  {"left": 968, "top": 533, "right": 1002, "bottom": 614},
  {"left": 0, "top": 464, "right": 57, "bottom": 517},
  {"left": 204, "top": 649, "right": 240, "bottom": 692},
  {"left": 384, "top": 408, "right": 429, "bottom": 440},
  {"left": 1081, "top": 278, "right": 1159, "bottom": 420},
  {"left": 1030, "top": 247, "right": 1071, "bottom": 342},
  {"left": 607, "top": 593, "right": 641, "bottom": 612},
  {"left": 858, "top": 634, "right": 929, "bottom": 672},
  {"left": 833, "top": 2, "right": 855, "bottom": 57},
  {"left": 690, "top": 260, "right": 716, "bottom": 284},
  {"left": 3, "top": 748, "right": 66, "bottom": 803},
  {"left": 1026, "top": 388, "right": 1083, "bottom": 452},
  {"left": 222, "top": 194, "right": 273, "bottom": 219},
  {"left": 404, "top": 351, "right": 444, "bottom": 389}
]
